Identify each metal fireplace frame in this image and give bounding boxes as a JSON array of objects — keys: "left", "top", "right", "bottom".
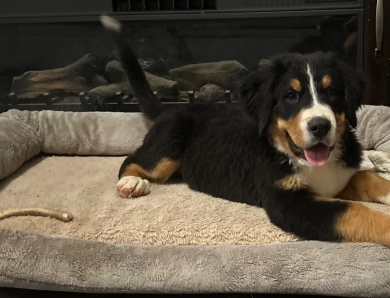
[{"left": 0, "top": 0, "right": 365, "bottom": 113}]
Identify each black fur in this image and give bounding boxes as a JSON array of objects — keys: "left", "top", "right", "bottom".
[
  {"left": 239, "top": 63, "right": 277, "bottom": 136},
  {"left": 105, "top": 22, "right": 164, "bottom": 120},
  {"left": 104, "top": 18, "right": 366, "bottom": 243}
]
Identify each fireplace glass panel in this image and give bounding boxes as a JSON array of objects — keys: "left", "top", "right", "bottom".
[{"left": 0, "top": 14, "right": 359, "bottom": 112}]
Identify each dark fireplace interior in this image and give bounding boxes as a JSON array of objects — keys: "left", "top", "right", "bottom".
[{"left": 0, "top": 0, "right": 363, "bottom": 113}]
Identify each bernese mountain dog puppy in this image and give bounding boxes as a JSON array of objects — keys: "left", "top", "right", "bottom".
[{"left": 101, "top": 16, "right": 390, "bottom": 247}]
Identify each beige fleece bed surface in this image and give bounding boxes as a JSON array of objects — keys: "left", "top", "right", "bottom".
[
  {"left": 1, "top": 151, "right": 390, "bottom": 247},
  {"left": 0, "top": 106, "right": 390, "bottom": 246},
  {"left": 0, "top": 155, "right": 298, "bottom": 245}
]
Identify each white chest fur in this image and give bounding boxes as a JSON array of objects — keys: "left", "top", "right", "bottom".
[{"left": 298, "top": 159, "right": 358, "bottom": 198}]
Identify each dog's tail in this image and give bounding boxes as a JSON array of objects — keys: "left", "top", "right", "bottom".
[{"left": 100, "top": 16, "right": 163, "bottom": 120}]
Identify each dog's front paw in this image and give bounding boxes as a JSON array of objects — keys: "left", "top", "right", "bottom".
[{"left": 116, "top": 176, "right": 151, "bottom": 198}]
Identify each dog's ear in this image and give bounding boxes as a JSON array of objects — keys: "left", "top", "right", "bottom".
[
  {"left": 336, "top": 59, "right": 365, "bottom": 128},
  {"left": 239, "top": 63, "right": 277, "bottom": 136}
]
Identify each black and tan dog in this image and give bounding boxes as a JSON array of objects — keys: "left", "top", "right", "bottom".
[{"left": 101, "top": 16, "right": 390, "bottom": 247}]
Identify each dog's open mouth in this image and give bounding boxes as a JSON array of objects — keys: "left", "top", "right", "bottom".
[
  {"left": 303, "top": 143, "right": 333, "bottom": 166},
  {"left": 287, "top": 134, "right": 333, "bottom": 167}
]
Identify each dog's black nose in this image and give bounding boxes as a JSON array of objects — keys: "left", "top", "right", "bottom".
[{"left": 307, "top": 117, "right": 331, "bottom": 139}]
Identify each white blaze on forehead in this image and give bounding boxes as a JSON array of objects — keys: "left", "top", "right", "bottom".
[
  {"left": 306, "top": 64, "right": 320, "bottom": 105},
  {"left": 304, "top": 64, "right": 335, "bottom": 120},
  {"left": 299, "top": 64, "right": 336, "bottom": 145}
]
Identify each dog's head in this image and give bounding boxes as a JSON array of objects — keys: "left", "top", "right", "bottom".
[{"left": 240, "top": 52, "right": 365, "bottom": 167}]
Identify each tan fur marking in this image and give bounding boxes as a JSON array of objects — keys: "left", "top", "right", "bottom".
[
  {"left": 268, "top": 117, "right": 293, "bottom": 156},
  {"left": 277, "top": 112, "right": 305, "bottom": 147},
  {"left": 335, "top": 112, "right": 345, "bottom": 128},
  {"left": 276, "top": 175, "right": 306, "bottom": 190},
  {"left": 121, "top": 163, "right": 146, "bottom": 178},
  {"left": 336, "top": 201, "right": 390, "bottom": 246},
  {"left": 322, "top": 75, "right": 332, "bottom": 89},
  {"left": 290, "top": 78, "right": 302, "bottom": 92},
  {"left": 335, "top": 112, "right": 346, "bottom": 136},
  {"left": 317, "top": 196, "right": 390, "bottom": 246},
  {"left": 268, "top": 111, "right": 306, "bottom": 157},
  {"left": 338, "top": 170, "right": 390, "bottom": 203},
  {"left": 120, "top": 158, "right": 180, "bottom": 182}
]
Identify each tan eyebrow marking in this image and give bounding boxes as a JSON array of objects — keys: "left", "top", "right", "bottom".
[
  {"left": 290, "top": 78, "right": 302, "bottom": 92},
  {"left": 322, "top": 75, "right": 332, "bottom": 89}
]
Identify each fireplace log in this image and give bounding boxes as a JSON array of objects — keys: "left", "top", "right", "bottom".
[
  {"left": 168, "top": 61, "right": 248, "bottom": 91},
  {"left": 196, "top": 84, "right": 226, "bottom": 102},
  {"left": 11, "top": 54, "right": 106, "bottom": 99},
  {"left": 105, "top": 60, "right": 179, "bottom": 100},
  {"left": 88, "top": 83, "right": 134, "bottom": 104},
  {"left": 259, "top": 59, "right": 272, "bottom": 66},
  {"left": 145, "top": 72, "right": 179, "bottom": 99},
  {"left": 106, "top": 60, "right": 126, "bottom": 83}
]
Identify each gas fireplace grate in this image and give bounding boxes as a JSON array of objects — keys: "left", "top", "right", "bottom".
[{"left": 1, "top": 89, "right": 234, "bottom": 113}]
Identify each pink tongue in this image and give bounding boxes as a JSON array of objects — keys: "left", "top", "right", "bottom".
[{"left": 303, "top": 144, "right": 331, "bottom": 166}]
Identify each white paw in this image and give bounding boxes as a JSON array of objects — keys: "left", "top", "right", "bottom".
[{"left": 116, "top": 176, "right": 151, "bottom": 198}]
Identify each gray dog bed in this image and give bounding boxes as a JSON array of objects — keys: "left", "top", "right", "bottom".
[{"left": 1, "top": 105, "right": 390, "bottom": 297}]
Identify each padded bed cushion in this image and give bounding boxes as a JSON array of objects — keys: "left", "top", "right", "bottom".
[{"left": 1, "top": 106, "right": 390, "bottom": 297}]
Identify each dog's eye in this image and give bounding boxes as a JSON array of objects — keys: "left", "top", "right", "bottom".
[
  {"left": 284, "top": 92, "right": 298, "bottom": 103},
  {"left": 327, "top": 88, "right": 337, "bottom": 97}
]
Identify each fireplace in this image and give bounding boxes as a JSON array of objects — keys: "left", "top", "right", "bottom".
[{"left": 0, "top": 0, "right": 364, "bottom": 113}]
